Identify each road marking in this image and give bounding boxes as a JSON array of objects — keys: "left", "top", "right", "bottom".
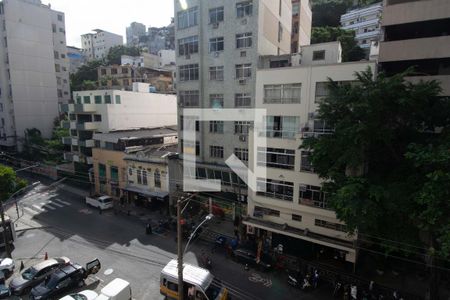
[
  {"left": 23, "top": 206, "right": 38, "bottom": 215},
  {"left": 31, "top": 204, "right": 46, "bottom": 212},
  {"left": 248, "top": 273, "right": 272, "bottom": 288},
  {"left": 41, "top": 202, "right": 56, "bottom": 210},
  {"left": 54, "top": 199, "right": 71, "bottom": 206},
  {"left": 48, "top": 201, "right": 64, "bottom": 208}
]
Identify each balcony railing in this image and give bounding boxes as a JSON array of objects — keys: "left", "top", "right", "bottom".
[
  {"left": 73, "top": 104, "right": 97, "bottom": 113},
  {"left": 260, "top": 130, "right": 297, "bottom": 140},
  {"left": 299, "top": 198, "right": 332, "bottom": 210},
  {"left": 76, "top": 122, "right": 100, "bottom": 131}
]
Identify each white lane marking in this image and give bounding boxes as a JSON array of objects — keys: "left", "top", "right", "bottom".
[
  {"left": 41, "top": 202, "right": 56, "bottom": 210},
  {"left": 54, "top": 199, "right": 71, "bottom": 206},
  {"left": 32, "top": 205, "right": 46, "bottom": 212},
  {"left": 23, "top": 206, "right": 39, "bottom": 215},
  {"left": 49, "top": 201, "right": 63, "bottom": 208}
]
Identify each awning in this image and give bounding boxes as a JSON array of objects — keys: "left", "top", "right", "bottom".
[{"left": 124, "top": 186, "right": 169, "bottom": 201}]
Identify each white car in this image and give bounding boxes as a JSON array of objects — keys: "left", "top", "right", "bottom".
[
  {"left": 0, "top": 258, "right": 14, "bottom": 275},
  {"left": 59, "top": 290, "right": 98, "bottom": 300}
]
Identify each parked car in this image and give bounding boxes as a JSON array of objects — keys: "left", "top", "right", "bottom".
[
  {"left": 0, "top": 272, "right": 11, "bottom": 299},
  {"left": 59, "top": 289, "right": 98, "bottom": 300},
  {"left": 95, "top": 278, "right": 132, "bottom": 300},
  {"left": 232, "top": 248, "right": 272, "bottom": 271},
  {"left": 9, "top": 257, "right": 70, "bottom": 296},
  {"left": 85, "top": 195, "right": 113, "bottom": 210},
  {"left": 0, "top": 257, "right": 14, "bottom": 276},
  {"left": 30, "top": 259, "right": 100, "bottom": 300}
]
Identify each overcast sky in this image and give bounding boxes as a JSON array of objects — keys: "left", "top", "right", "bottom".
[{"left": 45, "top": 0, "right": 175, "bottom": 48}]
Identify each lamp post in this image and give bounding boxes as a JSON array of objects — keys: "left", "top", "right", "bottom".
[{"left": 184, "top": 213, "right": 213, "bottom": 255}]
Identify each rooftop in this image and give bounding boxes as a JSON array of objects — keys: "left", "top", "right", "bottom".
[{"left": 93, "top": 126, "right": 177, "bottom": 144}]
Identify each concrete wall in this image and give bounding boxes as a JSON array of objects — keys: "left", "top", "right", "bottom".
[
  {"left": 158, "top": 49, "right": 175, "bottom": 67},
  {"left": 300, "top": 42, "right": 342, "bottom": 65}
]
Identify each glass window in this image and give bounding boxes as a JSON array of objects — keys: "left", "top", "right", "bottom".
[
  {"left": 292, "top": 214, "right": 302, "bottom": 222},
  {"left": 236, "top": 33, "right": 252, "bottom": 48},
  {"left": 93, "top": 114, "right": 102, "bottom": 122},
  {"left": 98, "top": 164, "right": 106, "bottom": 181},
  {"left": 234, "top": 121, "right": 251, "bottom": 135},
  {"left": 235, "top": 64, "right": 252, "bottom": 79},
  {"left": 236, "top": 1, "right": 253, "bottom": 18},
  {"left": 209, "top": 66, "right": 224, "bottom": 81},
  {"left": 115, "top": 95, "right": 121, "bottom": 104},
  {"left": 278, "top": 22, "right": 283, "bottom": 42},
  {"left": 264, "top": 84, "right": 301, "bottom": 104},
  {"left": 313, "top": 119, "right": 333, "bottom": 133},
  {"left": 94, "top": 95, "right": 102, "bottom": 104},
  {"left": 178, "top": 7, "right": 198, "bottom": 29},
  {"left": 300, "top": 185, "right": 328, "bottom": 209},
  {"left": 257, "top": 147, "right": 295, "bottom": 170},
  {"left": 209, "top": 121, "right": 224, "bottom": 134},
  {"left": 235, "top": 93, "right": 251, "bottom": 107},
  {"left": 105, "top": 95, "right": 112, "bottom": 104},
  {"left": 257, "top": 178, "right": 294, "bottom": 201},
  {"left": 179, "top": 90, "right": 199, "bottom": 107},
  {"left": 300, "top": 151, "right": 314, "bottom": 172},
  {"left": 234, "top": 148, "right": 248, "bottom": 162},
  {"left": 209, "top": 37, "right": 224, "bottom": 52},
  {"left": 179, "top": 64, "right": 199, "bottom": 81},
  {"left": 154, "top": 169, "right": 161, "bottom": 188},
  {"left": 265, "top": 116, "right": 299, "bottom": 139},
  {"left": 83, "top": 96, "right": 90, "bottom": 104},
  {"left": 254, "top": 206, "right": 280, "bottom": 217},
  {"left": 210, "top": 94, "right": 224, "bottom": 109},
  {"left": 209, "top": 7, "right": 224, "bottom": 24},
  {"left": 313, "top": 50, "right": 326, "bottom": 61},
  {"left": 210, "top": 146, "right": 224, "bottom": 158},
  {"left": 110, "top": 166, "right": 118, "bottom": 182},
  {"left": 315, "top": 82, "right": 329, "bottom": 103},
  {"left": 137, "top": 169, "right": 142, "bottom": 184},
  {"left": 142, "top": 170, "right": 148, "bottom": 185},
  {"left": 178, "top": 36, "right": 198, "bottom": 56}
]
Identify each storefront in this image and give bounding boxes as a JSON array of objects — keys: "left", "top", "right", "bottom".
[{"left": 124, "top": 186, "right": 169, "bottom": 211}]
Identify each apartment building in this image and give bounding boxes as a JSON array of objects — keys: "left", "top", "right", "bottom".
[
  {"left": 126, "top": 22, "right": 146, "bottom": 47},
  {"left": 340, "top": 2, "right": 383, "bottom": 50},
  {"left": 60, "top": 84, "right": 177, "bottom": 165},
  {"left": 81, "top": 29, "right": 123, "bottom": 61},
  {"left": 243, "top": 42, "right": 376, "bottom": 264},
  {"left": 67, "top": 46, "right": 86, "bottom": 74},
  {"left": 379, "top": 0, "right": 450, "bottom": 96},
  {"left": 175, "top": 0, "right": 293, "bottom": 208},
  {"left": 291, "top": 0, "right": 312, "bottom": 53},
  {"left": 0, "top": 0, "right": 70, "bottom": 150}
]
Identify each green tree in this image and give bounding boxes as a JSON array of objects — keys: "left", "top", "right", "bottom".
[
  {"left": 70, "top": 59, "right": 103, "bottom": 92},
  {"left": 106, "top": 45, "right": 140, "bottom": 65},
  {"left": 302, "top": 68, "right": 450, "bottom": 298},
  {"left": 0, "top": 164, "right": 27, "bottom": 202},
  {"left": 311, "top": 26, "right": 366, "bottom": 61}
]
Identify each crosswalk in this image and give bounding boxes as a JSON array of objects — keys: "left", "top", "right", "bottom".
[{"left": 22, "top": 198, "right": 72, "bottom": 215}]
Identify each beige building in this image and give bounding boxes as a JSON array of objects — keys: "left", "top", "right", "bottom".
[
  {"left": 291, "top": 0, "right": 312, "bottom": 53},
  {"left": 379, "top": 0, "right": 450, "bottom": 96},
  {"left": 244, "top": 42, "right": 376, "bottom": 264}
]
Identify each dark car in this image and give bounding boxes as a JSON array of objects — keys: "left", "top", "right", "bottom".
[
  {"left": 9, "top": 257, "right": 70, "bottom": 296},
  {"left": 0, "top": 272, "right": 10, "bottom": 299},
  {"left": 232, "top": 248, "right": 272, "bottom": 271}
]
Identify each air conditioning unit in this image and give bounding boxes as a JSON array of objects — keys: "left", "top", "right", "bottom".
[
  {"left": 240, "top": 51, "right": 246, "bottom": 57},
  {"left": 239, "top": 135, "right": 247, "bottom": 142},
  {"left": 241, "top": 18, "right": 247, "bottom": 25},
  {"left": 238, "top": 79, "right": 247, "bottom": 85},
  {"left": 185, "top": 54, "right": 191, "bottom": 59},
  {"left": 212, "top": 22, "right": 219, "bottom": 29}
]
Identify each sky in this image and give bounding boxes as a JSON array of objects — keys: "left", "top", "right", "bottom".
[{"left": 45, "top": 0, "right": 175, "bottom": 48}]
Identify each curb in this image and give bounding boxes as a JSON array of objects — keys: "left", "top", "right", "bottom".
[{"left": 16, "top": 225, "right": 51, "bottom": 233}]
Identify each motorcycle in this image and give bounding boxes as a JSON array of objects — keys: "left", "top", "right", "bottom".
[{"left": 201, "top": 252, "right": 212, "bottom": 270}]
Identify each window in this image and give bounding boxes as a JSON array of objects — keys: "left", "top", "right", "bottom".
[
  {"left": 105, "top": 95, "right": 112, "bottom": 104},
  {"left": 76, "top": 96, "right": 82, "bottom": 104},
  {"left": 142, "top": 170, "right": 148, "bottom": 185},
  {"left": 313, "top": 119, "right": 333, "bottom": 133},
  {"left": 180, "top": 116, "right": 199, "bottom": 131},
  {"left": 110, "top": 166, "right": 119, "bottom": 182},
  {"left": 210, "top": 146, "right": 224, "bottom": 158},
  {"left": 94, "top": 95, "right": 102, "bottom": 104},
  {"left": 278, "top": 22, "right": 283, "bottom": 42},
  {"left": 234, "top": 121, "right": 251, "bottom": 135},
  {"left": 98, "top": 164, "right": 106, "bottom": 181},
  {"left": 128, "top": 168, "right": 132, "bottom": 176},
  {"left": 101, "top": 69, "right": 107, "bottom": 75},
  {"left": 236, "top": 33, "right": 252, "bottom": 48},
  {"left": 209, "top": 7, "right": 224, "bottom": 24},
  {"left": 83, "top": 96, "right": 91, "bottom": 104},
  {"left": 300, "top": 185, "right": 328, "bottom": 209},
  {"left": 235, "top": 93, "right": 251, "bottom": 107},
  {"left": 300, "top": 151, "right": 314, "bottom": 172},
  {"left": 234, "top": 148, "right": 248, "bottom": 162},
  {"left": 0, "top": 103, "right": 2, "bottom": 112},
  {"left": 210, "top": 94, "right": 223, "bottom": 109},
  {"left": 292, "top": 214, "right": 302, "bottom": 222},
  {"left": 178, "top": 7, "right": 198, "bottom": 29},
  {"left": 115, "top": 95, "right": 121, "bottom": 104},
  {"left": 178, "top": 36, "right": 198, "bottom": 56},
  {"left": 209, "top": 66, "right": 224, "bottom": 81},
  {"left": 209, "top": 37, "right": 224, "bottom": 52},
  {"left": 315, "top": 219, "right": 347, "bottom": 232},
  {"left": 315, "top": 82, "right": 329, "bottom": 103},
  {"left": 121, "top": 68, "right": 128, "bottom": 74},
  {"left": 179, "top": 64, "right": 199, "bottom": 81},
  {"left": 111, "top": 68, "right": 117, "bottom": 75},
  {"left": 209, "top": 121, "right": 224, "bottom": 133},
  {"left": 94, "top": 115, "right": 102, "bottom": 122},
  {"left": 237, "top": 1, "right": 253, "bottom": 18},
  {"left": 179, "top": 90, "right": 199, "bottom": 107},
  {"left": 59, "top": 28, "right": 65, "bottom": 34},
  {"left": 57, "top": 89, "right": 63, "bottom": 97},
  {"left": 254, "top": 206, "right": 280, "bottom": 218},
  {"left": 61, "top": 54, "right": 66, "bottom": 58},
  {"left": 55, "top": 64, "right": 60, "bottom": 72},
  {"left": 292, "top": 2, "right": 300, "bottom": 16},
  {"left": 257, "top": 147, "right": 295, "bottom": 170},
  {"left": 137, "top": 169, "right": 142, "bottom": 184},
  {"left": 54, "top": 51, "right": 59, "bottom": 59},
  {"left": 313, "top": 50, "right": 326, "bottom": 61},
  {"left": 257, "top": 178, "right": 294, "bottom": 201},
  {"left": 62, "top": 66, "right": 66, "bottom": 72},
  {"left": 52, "top": 24, "right": 56, "bottom": 33},
  {"left": 57, "top": 14, "right": 63, "bottom": 21},
  {"left": 235, "top": 64, "right": 252, "bottom": 79},
  {"left": 154, "top": 169, "right": 161, "bottom": 188},
  {"left": 264, "top": 84, "right": 301, "bottom": 104},
  {"left": 265, "top": 116, "right": 299, "bottom": 139}
]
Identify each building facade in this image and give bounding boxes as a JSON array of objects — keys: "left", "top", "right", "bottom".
[
  {"left": 244, "top": 44, "right": 376, "bottom": 263},
  {"left": 141, "top": 22, "right": 175, "bottom": 54},
  {"left": 291, "top": 0, "right": 312, "bottom": 53},
  {"left": 379, "top": 0, "right": 450, "bottom": 96},
  {"left": 60, "top": 87, "right": 177, "bottom": 165},
  {"left": 126, "top": 22, "right": 146, "bottom": 47},
  {"left": 81, "top": 29, "right": 123, "bottom": 61},
  {"left": 0, "top": 0, "right": 70, "bottom": 150},
  {"left": 67, "top": 46, "right": 87, "bottom": 74},
  {"left": 340, "top": 2, "right": 383, "bottom": 50}
]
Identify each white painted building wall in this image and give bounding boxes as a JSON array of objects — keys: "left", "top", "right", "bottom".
[
  {"left": 82, "top": 29, "right": 123, "bottom": 61},
  {"left": 157, "top": 49, "right": 175, "bottom": 67}
]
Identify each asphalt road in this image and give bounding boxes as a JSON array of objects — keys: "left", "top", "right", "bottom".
[{"left": 4, "top": 182, "right": 334, "bottom": 300}]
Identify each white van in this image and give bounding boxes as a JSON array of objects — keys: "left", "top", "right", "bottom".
[
  {"left": 95, "top": 278, "right": 132, "bottom": 300},
  {"left": 85, "top": 195, "right": 114, "bottom": 210}
]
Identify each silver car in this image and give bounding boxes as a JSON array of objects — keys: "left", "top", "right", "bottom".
[{"left": 9, "top": 257, "right": 70, "bottom": 296}]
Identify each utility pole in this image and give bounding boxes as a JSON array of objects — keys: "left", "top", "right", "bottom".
[{"left": 177, "top": 199, "right": 183, "bottom": 300}]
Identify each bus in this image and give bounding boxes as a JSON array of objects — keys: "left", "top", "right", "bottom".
[
  {"left": 0, "top": 215, "right": 16, "bottom": 247},
  {"left": 160, "top": 260, "right": 228, "bottom": 300}
]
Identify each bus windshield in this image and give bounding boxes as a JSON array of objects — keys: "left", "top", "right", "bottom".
[{"left": 205, "top": 284, "right": 221, "bottom": 300}]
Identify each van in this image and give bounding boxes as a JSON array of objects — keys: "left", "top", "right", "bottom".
[
  {"left": 85, "top": 195, "right": 113, "bottom": 210},
  {"left": 95, "top": 278, "right": 131, "bottom": 300}
]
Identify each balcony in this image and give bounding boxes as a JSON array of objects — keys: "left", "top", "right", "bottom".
[
  {"left": 260, "top": 130, "right": 297, "bottom": 140},
  {"left": 383, "top": 0, "right": 450, "bottom": 27},
  {"left": 61, "top": 121, "right": 70, "bottom": 129},
  {"left": 76, "top": 122, "right": 100, "bottom": 131},
  {"left": 62, "top": 137, "right": 78, "bottom": 146},
  {"left": 299, "top": 198, "right": 333, "bottom": 211},
  {"left": 379, "top": 36, "right": 450, "bottom": 62},
  {"left": 59, "top": 103, "right": 70, "bottom": 113},
  {"left": 64, "top": 152, "right": 80, "bottom": 162},
  {"left": 78, "top": 139, "right": 95, "bottom": 148},
  {"left": 73, "top": 104, "right": 97, "bottom": 113}
]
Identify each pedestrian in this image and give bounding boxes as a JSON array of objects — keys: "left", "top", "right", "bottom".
[
  {"left": 312, "top": 269, "right": 319, "bottom": 288},
  {"left": 351, "top": 284, "right": 358, "bottom": 300}
]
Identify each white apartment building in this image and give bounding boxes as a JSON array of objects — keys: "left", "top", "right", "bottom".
[
  {"left": 0, "top": 0, "right": 70, "bottom": 150},
  {"left": 126, "top": 22, "right": 146, "bottom": 47},
  {"left": 60, "top": 83, "right": 177, "bottom": 165},
  {"left": 81, "top": 29, "right": 123, "bottom": 61},
  {"left": 158, "top": 49, "right": 176, "bottom": 68},
  {"left": 340, "top": 2, "right": 383, "bottom": 50},
  {"left": 244, "top": 42, "right": 376, "bottom": 263},
  {"left": 175, "top": 0, "right": 293, "bottom": 204}
]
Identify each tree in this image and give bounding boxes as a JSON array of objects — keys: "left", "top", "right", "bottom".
[
  {"left": 311, "top": 27, "right": 366, "bottom": 62},
  {"left": 105, "top": 45, "right": 140, "bottom": 65},
  {"left": 302, "top": 68, "right": 450, "bottom": 298},
  {"left": 70, "top": 60, "right": 103, "bottom": 92},
  {"left": 0, "top": 164, "right": 27, "bottom": 202}
]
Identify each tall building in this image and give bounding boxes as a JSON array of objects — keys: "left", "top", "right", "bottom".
[
  {"left": 81, "top": 29, "right": 123, "bottom": 61},
  {"left": 126, "top": 22, "right": 146, "bottom": 47},
  {"left": 245, "top": 42, "right": 376, "bottom": 264},
  {"left": 0, "top": 0, "right": 70, "bottom": 150},
  {"left": 340, "top": 2, "right": 383, "bottom": 50},
  {"left": 291, "top": 0, "right": 312, "bottom": 53},
  {"left": 67, "top": 46, "right": 86, "bottom": 74},
  {"left": 141, "top": 22, "right": 175, "bottom": 54},
  {"left": 379, "top": 0, "right": 450, "bottom": 96},
  {"left": 175, "top": 1, "right": 292, "bottom": 206}
]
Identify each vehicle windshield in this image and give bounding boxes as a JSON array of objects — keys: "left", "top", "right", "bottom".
[
  {"left": 22, "top": 267, "right": 38, "bottom": 280},
  {"left": 205, "top": 284, "right": 221, "bottom": 300},
  {"left": 70, "top": 294, "right": 87, "bottom": 300},
  {"left": 44, "top": 275, "right": 60, "bottom": 289}
]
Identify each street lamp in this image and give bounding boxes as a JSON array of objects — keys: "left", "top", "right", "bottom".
[{"left": 183, "top": 213, "right": 213, "bottom": 255}]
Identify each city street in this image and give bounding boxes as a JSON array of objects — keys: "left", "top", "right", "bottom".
[{"left": 4, "top": 181, "right": 333, "bottom": 300}]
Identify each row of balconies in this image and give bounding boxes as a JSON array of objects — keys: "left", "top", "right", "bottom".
[
  {"left": 59, "top": 103, "right": 99, "bottom": 113},
  {"left": 62, "top": 137, "right": 95, "bottom": 148},
  {"left": 63, "top": 152, "right": 93, "bottom": 164},
  {"left": 61, "top": 120, "right": 100, "bottom": 131}
]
